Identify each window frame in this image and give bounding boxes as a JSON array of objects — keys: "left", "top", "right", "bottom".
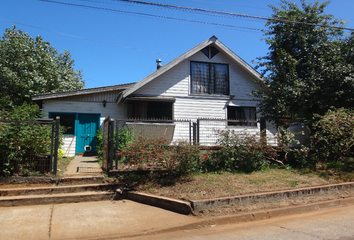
[
  {"left": 127, "top": 100, "right": 174, "bottom": 120},
  {"left": 190, "top": 61, "right": 230, "bottom": 96},
  {"left": 49, "top": 112, "right": 77, "bottom": 135},
  {"left": 227, "top": 106, "right": 257, "bottom": 127}
]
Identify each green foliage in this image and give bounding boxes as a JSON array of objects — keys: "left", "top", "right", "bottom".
[
  {"left": 94, "top": 128, "right": 104, "bottom": 160},
  {"left": 95, "top": 128, "right": 134, "bottom": 161},
  {"left": 309, "top": 108, "right": 354, "bottom": 169},
  {"left": 253, "top": 0, "right": 354, "bottom": 122},
  {"left": 0, "top": 103, "right": 58, "bottom": 175},
  {"left": 117, "top": 136, "right": 200, "bottom": 176},
  {"left": 201, "top": 130, "right": 284, "bottom": 173},
  {"left": 0, "top": 25, "right": 85, "bottom": 109}
]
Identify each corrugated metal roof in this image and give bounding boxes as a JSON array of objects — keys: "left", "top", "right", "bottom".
[{"left": 32, "top": 82, "right": 136, "bottom": 101}]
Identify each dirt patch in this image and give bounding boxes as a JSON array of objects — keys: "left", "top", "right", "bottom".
[
  {"left": 194, "top": 188, "right": 354, "bottom": 217},
  {"left": 0, "top": 183, "right": 55, "bottom": 189},
  {"left": 133, "top": 169, "right": 351, "bottom": 201}
]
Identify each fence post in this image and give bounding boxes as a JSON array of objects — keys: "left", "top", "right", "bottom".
[
  {"left": 260, "top": 117, "right": 267, "bottom": 144},
  {"left": 115, "top": 119, "right": 120, "bottom": 170},
  {"left": 53, "top": 116, "right": 60, "bottom": 175},
  {"left": 193, "top": 122, "right": 197, "bottom": 144},
  {"left": 197, "top": 119, "right": 200, "bottom": 144},
  {"left": 102, "top": 117, "right": 109, "bottom": 171},
  {"left": 50, "top": 120, "right": 55, "bottom": 172},
  {"left": 109, "top": 119, "right": 114, "bottom": 171},
  {"left": 189, "top": 121, "right": 192, "bottom": 143}
]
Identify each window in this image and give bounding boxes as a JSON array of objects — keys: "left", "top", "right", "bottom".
[
  {"left": 50, "top": 113, "right": 76, "bottom": 135},
  {"left": 190, "top": 62, "right": 229, "bottom": 95},
  {"left": 201, "top": 46, "right": 219, "bottom": 59},
  {"left": 127, "top": 101, "right": 173, "bottom": 120},
  {"left": 227, "top": 106, "right": 257, "bottom": 126}
]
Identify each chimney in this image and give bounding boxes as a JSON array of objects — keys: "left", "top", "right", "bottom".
[{"left": 156, "top": 59, "right": 162, "bottom": 70}]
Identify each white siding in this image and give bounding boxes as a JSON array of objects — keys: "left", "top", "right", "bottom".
[
  {"left": 130, "top": 49, "right": 276, "bottom": 145},
  {"left": 42, "top": 100, "right": 126, "bottom": 128},
  {"left": 61, "top": 136, "right": 76, "bottom": 157}
]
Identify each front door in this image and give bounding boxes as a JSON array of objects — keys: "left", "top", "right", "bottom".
[{"left": 76, "top": 114, "right": 100, "bottom": 154}]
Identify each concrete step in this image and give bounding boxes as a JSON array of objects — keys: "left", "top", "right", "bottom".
[
  {"left": 0, "top": 183, "right": 120, "bottom": 197},
  {"left": 0, "top": 191, "right": 119, "bottom": 207}
]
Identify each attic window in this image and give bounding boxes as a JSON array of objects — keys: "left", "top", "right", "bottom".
[{"left": 201, "top": 46, "right": 219, "bottom": 59}]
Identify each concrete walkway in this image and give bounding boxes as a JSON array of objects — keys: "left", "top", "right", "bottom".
[
  {"left": 0, "top": 200, "right": 198, "bottom": 240},
  {"left": 64, "top": 155, "right": 102, "bottom": 176}
]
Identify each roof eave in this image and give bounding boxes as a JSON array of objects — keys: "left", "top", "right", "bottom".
[{"left": 32, "top": 83, "right": 136, "bottom": 101}]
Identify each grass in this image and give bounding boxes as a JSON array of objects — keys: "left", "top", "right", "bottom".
[
  {"left": 56, "top": 156, "right": 74, "bottom": 176},
  {"left": 120, "top": 168, "right": 354, "bottom": 201}
]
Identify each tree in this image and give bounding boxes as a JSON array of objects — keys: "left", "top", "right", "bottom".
[
  {"left": 252, "top": 0, "right": 354, "bottom": 123},
  {"left": 0, "top": 26, "right": 85, "bottom": 109}
]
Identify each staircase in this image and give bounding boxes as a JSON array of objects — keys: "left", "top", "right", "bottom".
[
  {"left": 0, "top": 176, "right": 120, "bottom": 207},
  {"left": 0, "top": 156, "right": 121, "bottom": 207}
]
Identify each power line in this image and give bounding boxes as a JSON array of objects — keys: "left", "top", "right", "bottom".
[
  {"left": 39, "top": 0, "right": 263, "bottom": 32},
  {"left": 116, "top": 0, "right": 354, "bottom": 31},
  {"left": 0, "top": 18, "right": 176, "bottom": 57}
]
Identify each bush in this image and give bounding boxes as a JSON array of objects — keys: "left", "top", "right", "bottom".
[
  {"left": 0, "top": 103, "right": 57, "bottom": 175},
  {"left": 309, "top": 108, "right": 354, "bottom": 170},
  {"left": 116, "top": 136, "right": 200, "bottom": 176},
  {"left": 95, "top": 128, "right": 134, "bottom": 161},
  {"left": 201, "top": 130, "right": 283, "bottom": 173}
]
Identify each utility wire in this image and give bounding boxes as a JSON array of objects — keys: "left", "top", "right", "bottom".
[
  {"left": 39, "top": 0, "right": 263, "bottom": 32},
  {"left": 116, "top": 0, "right": 354, "bottom": 31},
  {"left": 0, "top": 18, "right": 176, "bottom": 57},
  {"left": 82, "top": 0, "right": 265, "bottom": 22}
]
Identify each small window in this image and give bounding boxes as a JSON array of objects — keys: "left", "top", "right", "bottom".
[
  {"left": 201, "top": 46, "right": 219, "bottom": 59},
  {"left": 50, "top": 113, "right": 76, "bottom": 135},
  {"left": 190, "top": 62, "right": 229, "bottom": 95},
  {"left": 227, "top": 106, "right": 257, "bottom": 126}
]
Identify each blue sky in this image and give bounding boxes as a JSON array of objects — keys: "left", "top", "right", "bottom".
[{"left": 1, "top": 0, "right": 354, "bottom": 89}]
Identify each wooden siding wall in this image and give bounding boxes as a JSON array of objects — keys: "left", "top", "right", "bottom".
[
  {"left": 43, "top": 99, "right": 125, "bottom": 127},
  {"left": 132, "top": 49, "right": 277, "bottom": 142},
  {"left": 62, "top": 136, "right": 76, "bottom": 157},
  {"left": 133, "top": 50, "right": 260, "bottom": 119}
]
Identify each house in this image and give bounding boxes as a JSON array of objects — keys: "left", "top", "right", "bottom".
[{"left": 32, "top": 36, "right": 276, "bottom": 156}]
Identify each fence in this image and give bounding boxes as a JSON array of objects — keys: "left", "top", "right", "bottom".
[
  {"left": 102, "top": 117, "right": 281, "bottom": 171},
  {"left": 102, "top": 118, "right": 192, "bottom": 171},
  {"left": 0, "top": 117, "right": 60, "bottom": 175}
]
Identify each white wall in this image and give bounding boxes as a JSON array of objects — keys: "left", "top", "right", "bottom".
[
  {"left": 62, "top": 136, "right": 76, "bottom": 157},
  {"left": 131, "top": 49, "right": 277, "bottom": 144},
  {"left": 42, "top": 100, "right": 125, "bottom": 128}
]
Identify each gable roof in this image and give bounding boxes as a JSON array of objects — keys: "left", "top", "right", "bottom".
[
  {"left": 118, "top": 36, "right": 262, "bottom": 103},
  {"left": 32, "top": 82, "right": 136, "bottom": 101}
]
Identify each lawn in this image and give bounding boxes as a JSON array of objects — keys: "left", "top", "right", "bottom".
[{"left": 123, "top": 168, "right": 354, "bottom": 201}]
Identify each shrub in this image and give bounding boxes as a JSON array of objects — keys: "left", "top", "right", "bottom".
[
  {"left": 116, "top": 136, "right": 200, "bottom": 176},
  {"left": 201, "top": 130, "right": 283, "bottom": 173},
  {"left": 0, "top": 103, "right": 58, "bottom": 175},
  {"left": 309, "top": 108, "right": 354, "bottom": 169},
  {"left": 95, "top": 128, "right": 134, "bottom": 161}
]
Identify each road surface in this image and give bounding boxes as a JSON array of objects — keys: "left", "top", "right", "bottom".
[{"left": 127, "top": 205, "right": 354, "bottom": 240}]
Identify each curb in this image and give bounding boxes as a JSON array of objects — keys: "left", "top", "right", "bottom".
[
  {"left": 121, "top": 181, "right": 354, "bottom": 215},
  {"left": 123, "top": 191, "right": 192, "bottom": 215},
  {"left": 190, "top": 182, "right": 354, "bottom": 211}
]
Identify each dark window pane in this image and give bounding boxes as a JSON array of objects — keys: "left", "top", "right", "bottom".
[
  {"left": 227, "top": 106, "right": 256, "bottom": 126},
  {"left": 210, "top": 46, "right": 219, "bottom": 59},
  {"left": 50, "top": 113, "right": 76, "bottom": 134},
  {"left": 191, "top": 61, "right": 229, "bottom": 95},
  {"left": 127, "top": 101, "right": 173, "bottom": 120},
  {"left": 191, "top": 62, "right": 210, "bottom": 94}
]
